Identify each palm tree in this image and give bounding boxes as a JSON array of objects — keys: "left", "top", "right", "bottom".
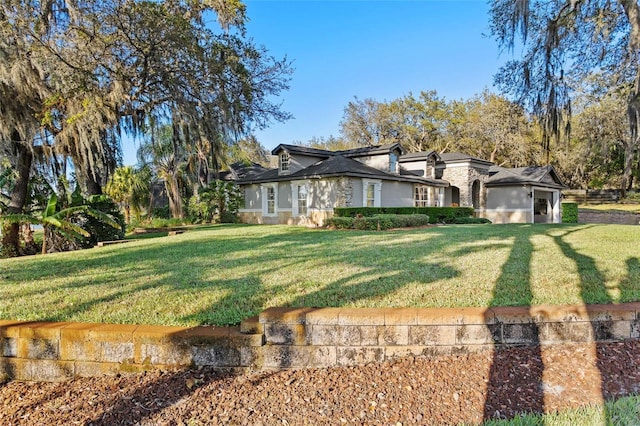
[
  {"left": 137, "top": 127, "right": 188, "bottom": 219},
  {"left": 0, "top": 194, "right": 120, "bottom": 255},
  {"left": 105, "top": 166, "right": 151, "bottom": 224}
]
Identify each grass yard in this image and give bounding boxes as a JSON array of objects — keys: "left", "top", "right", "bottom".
[
  {"left": 1, "top": 223, "right": 639, "bottom": 326},
  {"left": 482, "top": 394, "right": 640, "bottom": 425},
  {"left": 579, "top": 203, "right": 640, "bottom": 213}
]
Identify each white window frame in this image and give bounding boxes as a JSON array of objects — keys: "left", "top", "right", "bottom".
[
  {"left": 414, "top": 186, "right": 430, "bottom": 207},
  {"left": 261, "top": 184, "right": 278, "bottom": 216},
  {"left": 389, "top": 152, "right": 399, "bottom": 174},
  {"left": 426, "top": 156, "right": 436, "bottom": 178},
  {"left": 362, "top": 179, "right": 382, "bottom": 208},
  {"left": 279, "top": 152, "right": 290, "bottom": 173},
  {"left": 291, "top": 181, "right": 310, "bottom": 217}
]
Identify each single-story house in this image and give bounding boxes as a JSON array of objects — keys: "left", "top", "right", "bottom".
[{"left": 229, "top": 143, "right": 566, "bottom": 225}]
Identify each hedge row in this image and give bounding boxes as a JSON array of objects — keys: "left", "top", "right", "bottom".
[
  {"left": 333, "top": 207, "right": 475, "bottom": 224},
  {"left": 326, "top": 214, "right": 431, "bottom": 230},
  {"left": 562, "top": 202, "right": 578, "bottom": 223},
  {"left": 450, "top": 217, "right": 492, "bottom": 224}
]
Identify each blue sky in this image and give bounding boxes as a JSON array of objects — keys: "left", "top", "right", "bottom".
[{"left": 122, "top": 0, "right": 508, "bottom": 164}]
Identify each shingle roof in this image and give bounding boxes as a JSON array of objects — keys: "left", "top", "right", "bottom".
[
  {"left": 398, "top": 151, "right": 440, "bottom": 162},
  {"left": 336, "top": 143, "right": 404, "bottom": 157},
  {"left": 271, "top": 144, "right": 333, "bottom": 158},
  {"left": 271, "top": 143, "right": 405, "bottom": 158},
  {"left": 235, "top": 155, "right": 447, "bottom": 187},
  {"left": 486, "top": 165, "right": 565, "bottom": 188},
  {"left": 439, "top": 152, "right": 493, "bottom": 165}
]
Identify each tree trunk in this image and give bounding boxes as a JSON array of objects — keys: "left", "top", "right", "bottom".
[
  {"left": 166, "top": 176, "right": 184, "bottom": 219},
  {"left": 622, "top": 139, "right": 636, "bottom": 196},
  {"left": 41, "top": 227, "right": 48, "bottom": 255},
  {"left": 619, "top": 0, "right": 640, "bottom": 198},
  {"left": 84, "top": 174, "right": 103, "bottom": 196},
  {"left": 1, "top": 137, "right": 32, "bottom": 256}
]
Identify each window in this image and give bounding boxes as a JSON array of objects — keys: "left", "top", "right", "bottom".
[
  {"left": 426, "top": 157, "right": 435, "bottom": 178},
  {"left": 472, "top": 180, "right": 481, "bottom": 209},
  {"left": 366, "top": 184, "right": 375, "bottom": 207},
  {"left": 280, "top": 152, "right": 290, "bottom": 173},
  {"left": 362, "top": 179, "right": 381, "bottom": 208},
  {"left": 389, "top": 152, "right": 398, "bottom": 174},
  {"left": 291, "top": 181, "right": 309, "bottom": 217},
  {"left": 414, "top": 186, "right": 430, "bottom": 207},
  {"left": 267, "top": 186, "right": 276, "bottom": 214},
  {"left": 297, "top": 184, "right": 308, "bottom": 216},
  {"left": 261, "top": 184, "right": 277, "bottom": 216}
]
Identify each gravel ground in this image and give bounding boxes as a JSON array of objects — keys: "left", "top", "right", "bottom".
[{"left": 2, "top": 340, "right": 640, "bottom": 425}]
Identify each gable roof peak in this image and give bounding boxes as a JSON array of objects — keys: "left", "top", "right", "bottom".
[{"left": 271, "top": 144, "right": 334, "bottom": 157}]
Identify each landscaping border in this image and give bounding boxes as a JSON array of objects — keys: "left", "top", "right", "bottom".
[{"left": 2, "top": 303, "right": 640, "bottom": 382}]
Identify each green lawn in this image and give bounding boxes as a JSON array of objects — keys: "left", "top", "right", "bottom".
[
  {"left": 579, "top": 203, "right": 640, "bottom": 213},
  {"left": 481, "top": 394, "right": 640, "bottom": 425},
  {"left": 1, "top": 223, "right": 639, "bottom": 326}
]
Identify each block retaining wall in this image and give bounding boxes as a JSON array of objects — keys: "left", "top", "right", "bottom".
[{"left": 3, "top": 303, "right": 640, "bottom": 382}]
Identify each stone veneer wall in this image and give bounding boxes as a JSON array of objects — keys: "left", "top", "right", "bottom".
[
  {"left": 2, "top": 303, "right": 640, "bottom": 382},
  {"left": 441, "top": 165, "right": 489, "bottom": 207},
  {"left": 335, "top": 177, "right": 354, "bottom": 208}
]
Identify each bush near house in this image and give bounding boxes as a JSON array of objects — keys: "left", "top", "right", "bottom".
[
  {"left": 562, "top": 202, "right": 579, "bottom": 223},
  {"left": 326, "top": 214, "right": 431, "bottom": 230},
  {"left": 450, "top": 217, "right": 492, "bottom": 224},
  {"left": 333, "top": 207, "right": 474, "bottom": 224}
]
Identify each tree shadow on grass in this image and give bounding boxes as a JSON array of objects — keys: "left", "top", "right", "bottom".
[
  {"left": 0, "top": 224, "right": 535, "bottom": 327},
  {"left": 483, "top": 229, "right": 545, "bottom": 420},
  {"left": 178, "top": 227, "right": 463, "bottom": 325},
  {"left": 548, "top": 227, "right": 610, "bottom": 418}
]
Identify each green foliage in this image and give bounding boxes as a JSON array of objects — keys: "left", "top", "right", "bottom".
[
  {"left": 451, "top": 217, "right": 492, "bottom": 224},
  {"left": 325, "top": 216, "right": 354, "bottom": 229},
  {"left": 75, "top": 195, "right": 126, "bottom": 247},
  {"left": 333, "top": 207, "right": 474, "bottom": 223},
  {"left": 623, "top": 192, "right": 640, "bottom": 203},
  {"left": 0, "top": 191, "right": 122, "bottom": 255},
  {"left": 151, "top": 206, "right": 171, "bottom": 219},
  {"left": 188, "top": 180, "right": 243, "bottom": 224},
  {"left": 327, "top": 214, "right": 431, "bottom": 230},
  {"left": 561, "top": 203, "right": 579, "bottom": 224},
  {"left": 104, "top": 165, "right": 151, "bottom": 224}
]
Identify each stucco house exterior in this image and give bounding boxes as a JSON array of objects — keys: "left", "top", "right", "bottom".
[{"left": 230, "top": 143, "right": 565, "bottom": 226}]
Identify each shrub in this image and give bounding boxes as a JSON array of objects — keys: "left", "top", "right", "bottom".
[
  {"left": 333, "top": 207, "right": 474, "bottom": 223},
  {"left": 187, "top": 180, "right": 243, "bottom": 224},
  {"left": 562, "top": 202, "right": 579, "bottom": 223},
  {"left": 451, "top": 217, "right": 492, "bottom": 224},
  {"left": 78, "top": 195, "right": 126, "bottom": 247},
  {"left": 353, "top": 215, "right": 395, "bottom": 230},
  {"left": 151, "top": 206, "right": 171, "bottom": 219},
  {"left": 326, "top": 217, "right": 354, "bottom": 229},
  {"left": 386, "top": 214, "right": 430, "bottom": 228},
  {"left": 326, "top": 214, "right": 430, "bottom": 230},
  {"left": 623, "top": 191, "right": 640, "bottom": 203}
]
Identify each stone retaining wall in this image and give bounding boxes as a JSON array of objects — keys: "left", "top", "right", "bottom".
[{"left": 3, "top": 303, "right": 640, "bottom": 382}]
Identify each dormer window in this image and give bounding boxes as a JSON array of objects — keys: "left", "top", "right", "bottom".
[
  {"left": 426, "top": 156, "right": 436, "bottom": 178},
  {"left": 280, "top": 152, "right": 290, "bottom": 173},
  {"left": 389, "top": 152, "right": 399, "bottom": 174}
]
